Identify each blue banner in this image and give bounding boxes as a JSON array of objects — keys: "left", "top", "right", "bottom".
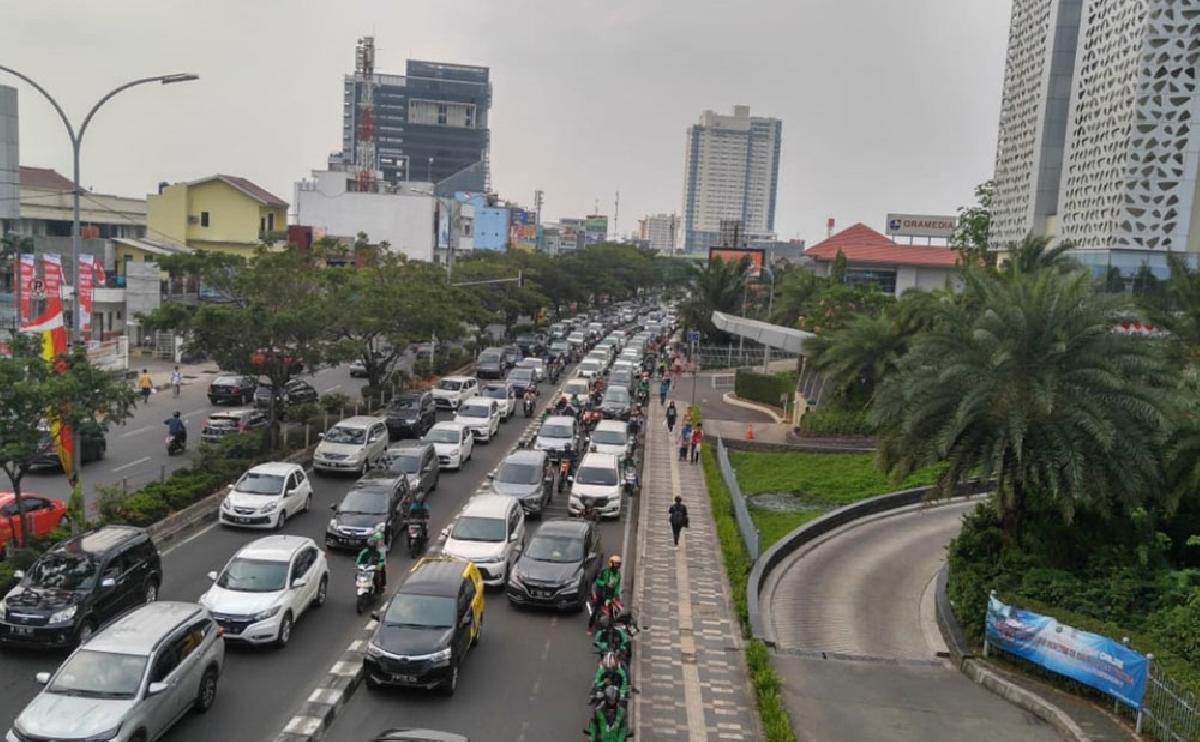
[{"left": 985, "top": 596, "right": 1148, "bottom": 709}]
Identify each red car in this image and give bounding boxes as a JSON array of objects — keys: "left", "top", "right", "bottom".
[
  {"left": 250, "top": 347, "right": 303, "bottom": 375},
  {"left": 0, "top": 492, "right": 67, "bottom": 550}
]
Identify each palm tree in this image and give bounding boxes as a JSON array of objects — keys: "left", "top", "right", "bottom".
[
  {"left": 805, "top": 314, "right": 908, "bottom": 404},
  {"left": 1149, "top": 254, "right": 1200, "bottom": 370},
  {"left": 679, "top": 256, "right": 752, "bottom": 341},
  {"left": 872, "top": 267, "right": 1175, "bottom": 537},
  {"left": 999, "top": 234, "right": 1078, "bottom": 278}
]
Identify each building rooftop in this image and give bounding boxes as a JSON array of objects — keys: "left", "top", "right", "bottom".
[
  {"left": 804, "top": 223, "right": 960, "bottom": 267},
  {"left": 188, "top": 174, "right": 288, "bottom": 208},
  {"left": 19, "top": 166, "right": 78, "bottom": 192}
]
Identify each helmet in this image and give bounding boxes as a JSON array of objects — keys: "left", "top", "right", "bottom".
[
  {"left": 369, "top": 531, "right": 385, "bottom": 542},
  {"left": 608, "top": 555, "right": 622, "bottom": 568},
  {"left": 172, "top": 411, "right": 181, "bottom": 418},
  {"left": 601, "top": 652, "right": 619, "bottom": 670},
  {"left": 597, "top": 614, "right": 613, "bottom": 631},
  {"left": 603, "top": 684, "right": 621, "bottom": 706}
]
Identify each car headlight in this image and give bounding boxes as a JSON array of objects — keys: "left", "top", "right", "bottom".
[
  {"left": 0, "top": 600, "right": 7, "bottom": 620},
  {"left": 48, "top": 605, "right": 77, "bottom": 625},
  {"left": 81, "top": 725, "right": 122, "bottom": 741},
  {"left": 427, "top": 647, "right": 453, "bottom": 666},
  {"left": 251, "top": 606, "right": 281, "bottom": 622},
  {"left": 366, "top": 641, "right": 385, "bottom": 658},
  {"left": 262, "top": 501, "right": 278, "bottom": 513},
  {"left": 328, "top": 519, "right": 339, "bottom": 531},
  {"left": 508, "top": 570, "right": 525, "bottom": 587},
  {"left": 221, "top": 497, "right": 233, "bottom": 511}
]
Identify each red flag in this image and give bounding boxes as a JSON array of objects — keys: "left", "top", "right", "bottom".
[
  {"left": 78, "top": 255, "right": 93, "bottom": 334},
  {"left": 18, "top": 254, "right": 33, "bottom": 322},
  {"left": 42, "top": 254, "right": 63, "bottom": 304}
]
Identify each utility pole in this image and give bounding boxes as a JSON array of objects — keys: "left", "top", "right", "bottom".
[{"left": 613, "top": 190, "right": 619, "bottom": 239}]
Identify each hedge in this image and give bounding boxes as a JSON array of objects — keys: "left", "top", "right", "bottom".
[
  {"left": 797, "top": 405, "right": 874, "bottom": 436},
  {"left": 735, "top": 369, "right": 797, "bottom": 410}
]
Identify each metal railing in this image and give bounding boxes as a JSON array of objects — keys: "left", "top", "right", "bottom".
[
  {"left": 1130, "top": 661, "right": 1200, "bottom": 741},
  {"left": 692, "top": 342, "right": 799, "bottom": 372},
  {"left": 714, "top": 435, "right": 760, "bottom": 561}
]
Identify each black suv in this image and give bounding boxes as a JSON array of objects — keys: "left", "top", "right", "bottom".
[
  {"left": 385, "top": 391, "right": 437, "bottom": 439},
  {"left": 254, "top": 378, "right": 319, "bottom": 416},
  {"left": 31, "top": 420, "right": 106, "bottom": 468},
  {"left": 515, "top": 333, "right": 546, "bottom": 359},
  {"left": 208, "top": 374, "right": 259, "bottom": 406},
  {"left": 475, "top": 348, "right": 506, "bottom": 379},
  {"left": 0, "top": 526, "right": 163, "bottom": 648}
]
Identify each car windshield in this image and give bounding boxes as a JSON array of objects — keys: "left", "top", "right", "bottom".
[
  {"left": 214, "top": 376, "right": 241, "bottom": 386},
  {"left": 580, "top": 362, "right": 601, "bottom": 372},
  {"left": 383, "top": 594, "right": 456, "bottom": 629},
  {"left": 482, "top": 387, "right": 507, "bottom": 399},
  {"left": 424, "top": 428, "right": 461, "bottom": 444},
  {"left": 48, "top": 650, "right": 147, "bottom": 699},
  {"left": 437, "top": 380, "right": 462, "bottom": 391},
  {"left": 576, "top": 466, "right": 618, "bottom": 486},
  {"left": 324, "top": 426, "right": 367, "bottom": 444},
  {"left": 540, "top": 423, "right": 573, "bottom": 439},
  {"left": 450, "top": 515, "right": 506, "bottom": 542},
  {"left": 605, "top": 388, "right": 631, "bottom": 403},
  {"left": 217, "top": 558, "right": 289, "bottom": 593},
  {"left": 382, "top": 451, "right": 422, "bottom": 473},
  {"left": 338, "top": 489, "right": 389, "bottom": 515},
  {"left": 25, "top": 553, "right": 98, "bottom": 591},
  {"left": 508, "top": 371, "right": 533, "bottom": 382},
  {"left": 458, "top": 405, "right": 490, "bottom": 419},
  {"left": 497, "top": 462, "right": 540, "bottom": 485},
  {"left": 479, "top": 352, "right": 500, "bottom": 363},
  {"left": 527, "top": 535, "right": 585, "bottom": 563},
  {"left": 235, "top": 471, "right": 285, "bottom": 496},
  {"left": 390, "top": 398, "right": 420, "bottom": 410},
  {"left": 592, "top": 430, "right": 627, "bottom": 446},
  {"left": 565, "top": 382, "right": 589, "bottom": 395}
]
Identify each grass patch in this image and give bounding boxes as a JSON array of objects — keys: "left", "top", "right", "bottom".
[
  {"left": 746, "top": 640, "right": 799, "bottom": 742},
  {"left": 750, "top": 508, "right": 821, "bottom": 552}
]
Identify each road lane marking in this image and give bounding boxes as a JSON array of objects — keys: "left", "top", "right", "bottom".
[
  {"left": 323, "top": 384, "right": 342, "bottom": 393},
  {"left": 111, "top": 456, "right": 152, "bottom": 473},
  {"left": 120, "top": 424, "right": 155, "bottom": 438},
  {"left": 161, "top": 523, "right": 216, "bottom": 557}
]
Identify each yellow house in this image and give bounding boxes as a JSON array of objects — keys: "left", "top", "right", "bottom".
[{"left": 146, "top": 175, "right": 289, "bottom": 258}]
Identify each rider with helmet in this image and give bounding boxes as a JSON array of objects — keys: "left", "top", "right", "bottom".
[
  {"left": 592, "top": 651, "right": 630, "bottom": 697},
  {"left": 585, "top": 684, "right": 629, "bottom": 742},
  {"left": 356, "top": 531, "right": 388, "bottom": 591},
  {"left": 589, "top": 555, "right": 623, "bottom": 629},
  {"left": 163, "top": 411, "right": 187, "bottom": 447}
]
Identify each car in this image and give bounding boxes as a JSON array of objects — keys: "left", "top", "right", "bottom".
[
  {"left": 350, "top": 351, "right": 389, "bottom": 378},
  {"left": 363, "top": 557, "right": 483, "bottom": 694},
  {"left": 200, "top": 535, "right": 328, "bottom": 647},
  {"left": 219, "top": 462, "right": 313, "bottom": 529},
  {"left": 506, "top": 519, "right": 602, "bottom": 611},
  {"left": 488, "top": 450, "right": 555, "bottom": 517},
  {"left": 8, "top": 601, "right": 224, "bottom": 742},
  {"left": 370, "top": 730, "right": 469, "bottom": 742},
  {"left": 424, "top": 421, "right": 474, "bottom": 470},
  {"left": 313, "top": 417, "right": 390, "bottom": 476},
  {"left": 505, "top": 367, "right": 536, "bottom": 396},
  {"left": 547, "top": 340, "right": 571, "bottom": 363},
  {"left": 474, "top": 348, "right": 507, "bottom": 379},
  {"left": 454, "top": 398, "right": 502, "bottom": 443},
  {"left": 0, "top": 526, "right": 162, "bottom": 648},
  {"left": 208, "top": 374, "right": 259, "bottom": 406},
  {"left": 327, "top": 475, "right": 412, "bottom": 551},
  {"left": 254, "top": 377, "right": 319, "bottom": 415},
  {"left": 431, "top": 376, "right": 478, "bottom": 411},
  {"left": 560, "top": 378, "right": 591, "bottom": 404},
  {"left": 0, "top": 493, "right": 67, "bottom": 552},
  {"left": 609, "top": 368, "right": 635, "bottom": 393},
  {"left": 587, "top": 348, "right": 613, "bottom": 366},
  {"left": 200, "top": 408, "right": 269, "bottom": 444},
  {"left": 549, "top": 323, "right": 568, "bottom": 340},
  {"left": 576, "top": 359, "right": 604, "bottom": 380},
  {"left": 590, "top": 419, "right": 631, "bottom": 462},
  {"left": 440, "top": 495, "right": 525, "bottom": 587},
  {"left": 30, "top": 420, "right": 106, "bottom": 468},
  {"left": 385, "top": 391, "right": 437, "bottom": 439},
  {"left": 515, "top": 333, "right": 545, "bottom": 358},
  {"left": 377, "top": 443, "right": 441, "bottom": 497},
  {"left": 516, "top": 357, "right": 546, "bottom": 382},
  {"left": 568, "top": 452, "right": 623, "bottom": 519},
  {"left": 535, "top": 415, "right": 581, "bottom": 460},
  {"left": 503, "top": 344, "right": 524, "bottom": 363},
  {"left": 566, "top": 332, "right": 587, "bottom": 352},
  {"left": 600, "top": 386, "right": 633, "bottom": 420},
  {"left": 479, "top": 382, "right": 516, "bottom": 421}
]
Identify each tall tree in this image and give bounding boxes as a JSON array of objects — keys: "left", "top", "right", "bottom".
[
  {"left": 952, "top": 180, "right": 996, "bottom": 269},
  {"left": 678, "top": 256, "right": 752, "bottom": 341}
]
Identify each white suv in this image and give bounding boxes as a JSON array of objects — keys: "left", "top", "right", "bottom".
[
  {"left": 432, "top": 376, "right": 478, "bottom": 411},
  {"left": 569, "top": 452, "right": 623, "bottom": 519},
  {"left": 424, "top": 421, "right": 475, "bottom": 470},
  {"left": 313, "top": 416, "right": 389, "bottom": 476},
  {"left": 590, "top": 420, "right": 630, "bottom": 462},
  {"left": 220, "top": 462, "right": 313, "bottom": 529},
  {"left": 200, "top": 535, "right": 328, "bottom": 648},
  {"left": 454, "top": 398, "right": 502, "bottom": 443},
  {"left": 441, "top": 495, "right": 526, "bottom": 587}
]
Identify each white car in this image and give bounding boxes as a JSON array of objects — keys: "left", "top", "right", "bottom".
[
  {"left": 441, "top": 495, "right": 526, "bottom": 587},
  {"left": 568, "top": 452, "right": 623, "bottom": 519},
  {"left": 432, "top": 376, "right": 478, "bottom": 411},
  {"left": 516, "top": 358, "right": 546, "bottom": 382},
  {"left": 220, "top": 462, "right": 313, "bottom": 529},
  {"left": 561, "top": 378, "right": 591, "bottom": 404},
  {"left": 424, "top": 421, "right": 475, "bottom": 470},
  {"left": 577, "top": 359, "right": 604, "bottom": 380},
  {"left": 590, "top": 419, "right": 630, "bottom": 462},
  {"left": 535, "top": 415, "right": 579, "bottom": 456},
  {"left": 455, "top": 398, "right": 502, "bottom": 443},
  {"left": 587, "top": 348, "right": 612, "bottom": 366},
  {"left": 200, "top": 535, "right": 328, "bottom": 647},
  {"left": 480, "top": 382, "right": 517, "bottom": 421},
  {"left": 313, "top": 416, "right": 389, "bottom": 476}
]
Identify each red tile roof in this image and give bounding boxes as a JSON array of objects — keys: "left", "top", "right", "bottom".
[
  {"left": 804, "top": 223, "right": 959, "bottom": 267},
  {"left": 188, "top": 174, "right": 288, "bottom": 208},
  {"left": 19, "top": 166, "right": 79, "bottom": 192}
]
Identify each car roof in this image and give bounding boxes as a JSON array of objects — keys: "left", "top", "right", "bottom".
[
  {"left": 503, "top": 449, "right": 546, "bottom": 465},
  {"left": 403, "top": 558, "right": 470, "bottom": 596},
  {"left": 442, "top": 375, "right": 473, "bottom": 382},
  {"left": 482, "top": 382, "right": 509, "bottom": 391},
  {"left": 580, "top": 452, "right": 619, "bottom": 468},
  {"left": 595, "top": 420, "right": 627, "bottom": 432},
  {"left": 209, "top": 408, "right": 256, "bottom": 417},
  {"left": 235, "top": 535, "right": 312, "bottom": 562},
  {"left": 534, "top": 519, "right": 590, "bottom": 539},
  {"left": 86, "top": 601, "right": 204, "bottom": 655},
  {"left": 431, "top": 420, "right": 470, "bottom": 431},
  {"left": 460, "top": 493, "right": 515, "bottom": 518},
  {"left": 333, "top": 416, "right": 381, "bottom": 428},
  {"left": 387, "top": 442, "right": 432, "bottom": 454},
  {"left": 247, "top": 461, "right": 301, "bottom": 476},
  {"left": 542, "top": 415, "right": 576, "bottom": 425},
  {"left": 62, "top": 525, "right": 145, "bottom": 556}
]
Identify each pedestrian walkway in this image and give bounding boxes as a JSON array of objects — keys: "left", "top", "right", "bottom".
[
  {"left": 633, "top": 395, "right": 759, "bottom": 741},
  {"left": 127, "top": 358, "right": 220, "bottom": 390}
]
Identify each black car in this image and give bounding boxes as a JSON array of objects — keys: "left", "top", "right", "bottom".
[
  {"left": 254, "top": 378, "right": 318, "bottom": 415},
  {"left": 208, "top": 374, "right": 259, "bottom": 406},
  {"left": 505, "top": 368, "right": 536, "bottom": 397},
  {"left": 506, "top": 519, "right": 601, "bottom": 610},
  {"left": 30, "top": 421, "right": 106, "bottom": 468},
  {"left": 0, "top": 526, "right": 162, "bottom": 647},
  {"left": 474, "top": 348, "right": 506, "bottom": 380},
  {"left": 515, "top": 333, "right": 546, "bottom": 359},
  {"left": 502, "top": 344, "right": 523, "bottom": 365},
  {"left": 371, "top": 731, "right": 469, "bottom": 742},
  {"left": 385, "top": 391, "right": 437, "bottom": 439},
  {"left": 600, "top": 386, "right": 633, "bottom": 420},
  {"left": 379, "top": 443, "right": 441, "bottom": 497},
  {"left": 488, "top": 450, "right": 555, "bottom": 518},
  {"left": 326, "top": 475, "right": 412, "bottom": 551}
]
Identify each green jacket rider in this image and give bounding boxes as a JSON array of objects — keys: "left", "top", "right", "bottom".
[
  {"left": 585, "top": 705, "right": 628, "bottom": 742},
  {"left": 592, "top": 662, "right": 630, "bottom": 697},
  {"left": 593, "top": 555, "right": 622, "bottom": 599}
]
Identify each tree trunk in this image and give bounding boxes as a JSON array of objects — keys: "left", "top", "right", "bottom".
[{"left": 7, "top": 470, "right": 30, "bottom": 550}]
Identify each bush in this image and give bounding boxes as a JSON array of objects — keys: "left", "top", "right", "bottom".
[
  {"left": 735, "top": 369, "right": 798, "bottom": 410},
  {"left": 287, "top": 401, "right": 322, "bottom": 427},
  {"left": 320, "top": 393, "right": 351, "bottom": 415},
  {"left": 797, "top": 405, "right": 874, "bottom": 436},
  {"left": 746, "top": 640, "right": 798, "bottom": 742},
  {"left": 700, "top": 446, "right": 750, "bottom": 631}
]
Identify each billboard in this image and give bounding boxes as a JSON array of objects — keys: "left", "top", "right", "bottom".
[
  {"left": 509, "top": 208, "right": 537, "bottom": 252},
  {"left": 584, "top": 215, "right": 608, "bottom": 245},
  {"left": 559, "top": 222, "right": 580, "bottom": 252},
  {"left": 708, "top": 247, "right": 765, "bottom": 277},
  {"left": 885, "top": 213, "right": 958, "bottom": 239}
]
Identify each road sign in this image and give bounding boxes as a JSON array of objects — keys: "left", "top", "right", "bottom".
[{"left": 687, "top": 330, "right": 701, "bottom": 343}]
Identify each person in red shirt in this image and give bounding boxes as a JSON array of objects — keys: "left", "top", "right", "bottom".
[{"left": 689, "top": 424, "right": 703, "bottom": 463}]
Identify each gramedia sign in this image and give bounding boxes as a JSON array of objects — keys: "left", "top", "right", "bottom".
[{"left": 885, "top": 213, "right": 957, "bottom": 239}]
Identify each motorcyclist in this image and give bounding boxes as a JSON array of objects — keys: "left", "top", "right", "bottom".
[
  {"left": 524, "top": 386, "right": 537, "bottom": 416},
  {"left": 589, "top": 555, "right": 623, "bottom": 629},
  {"left": 163, "top": 411, "right": 187, "bottom": 448},
  {"left": 592, "top": 613, "right": 631, "bottom": 658},
  {"left": 584, "top": 685, "right": 628, "bottom": 742},
  {"left": 637, "top": 374, "right": 650, "bottom": 404},
  {"left": 407, "top": 494, "right": 430, "bottom": 522},
  {"left": 591, "top": 651, "right": 630, "bottom": 697},
  {"left": 356, "top": 531, "right": 387, "bottom": 591}
]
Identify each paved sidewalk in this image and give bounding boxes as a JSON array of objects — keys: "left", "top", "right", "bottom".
[
  {"left": 126, "top": 357, "right": 220, "bottom": 389},
  {"left": 634, "top": 398, "right": 759, "bottom": 741}
]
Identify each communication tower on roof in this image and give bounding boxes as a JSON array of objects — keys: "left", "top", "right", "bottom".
[{"left": 353, "top": 36, "right": 378, "bottom": 192}]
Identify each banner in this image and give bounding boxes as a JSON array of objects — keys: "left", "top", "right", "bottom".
[
  {"left": 78, "top": 255, "right": 94, "bottom": 334},
  {"left": 986, "top": 596, "right": 1148, "bottom": 709},
  {"left": 42, "top": 253, "right": 63, "bottom": 303},
  {"left": 18, "top": 254, "right": 33, "bottom": 323},
  {"left": 21, "top": 304, "right": 73, "bottom": 478},
  {"left": 92, "top": 256, "right": 106, "bottom": 286}
]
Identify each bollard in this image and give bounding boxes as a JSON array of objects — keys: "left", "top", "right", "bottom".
[
  {"left": 305, "top": 424, "right": 310, "bottom": 448},
  {"left": 122, "top": 478, "right": 128, "bottom": 496},
  {"left": 160, "top": 465, "right": 166, "bottom": 483}
]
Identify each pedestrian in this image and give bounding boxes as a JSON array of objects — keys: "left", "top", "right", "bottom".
[
  {"left": 659, "top": 377, "right": 670, "bottom": 405},
  {"left": 668, "top": 495, "right": 689, "bottom": 549},
  {"left": 169, "top": 366, "right": 183, "bottom": 398},
  {"left": 665, "top": 401, "right": 677, "bottom": 432},
  {"left": 678, "top": 422, "right": 692, "bottom": 461},
  {"left": 137, "top": 369, "right": 154, "bottom": 404},
  {"left": 672, "top": 354, "right": 683, "bottom": 385},
  {"left": 690, "top": 424, "right": 704, "bottom": 463}
]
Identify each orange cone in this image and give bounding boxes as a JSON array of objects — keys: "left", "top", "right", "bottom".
[{"left": 746, "top": 424, "right": 754, "bottom": 440}]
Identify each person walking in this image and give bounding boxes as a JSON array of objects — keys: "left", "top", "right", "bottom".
[
  {"left": 668, "top": 495, "right": 689, "bottom": 549},
  {"left": 665, "top": 401, "right": 677, "bottom": 432},
  {"left": 690, "top": 423, "right": 704, "bottom": 463},
  {"left": 658, "top": 376, "right": 670, "bottom": 406},
  {"left": 678, "top": 422, "right": 692, "bottom": 461},
  {"left": 137, "top": 369, "right": 154, "bottom": 404},
  {"left": 169, "top": 366, "right": 183, "bottom": 398}
]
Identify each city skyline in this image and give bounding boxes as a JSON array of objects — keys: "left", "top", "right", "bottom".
[{"left": 0, "top": 0, "right": 1012, "bottom": 245}]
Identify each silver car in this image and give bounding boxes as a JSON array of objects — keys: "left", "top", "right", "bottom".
[{"left": 8, "top": 601, "right": 224, "bottom": 742}]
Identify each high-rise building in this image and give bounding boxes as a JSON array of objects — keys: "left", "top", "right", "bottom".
[
  {"left": 0, "top": 85, "right": 17, "bottom": 234},
  {"left": 680, "top": 106, "right": 781, "bottom": 253},
  {"left": 638, "top": 213, "right": 678, "bottom": 253},
  {"left": 989, "top": 1, "right": 1200, "bottom": 262},
  {"left": 341, "top": 39, "right": 491, "bottom": 192}
]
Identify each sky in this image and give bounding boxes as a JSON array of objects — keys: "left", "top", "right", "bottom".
[{"left": 0, "top": 0, "right": 1013, "bottom": 245}]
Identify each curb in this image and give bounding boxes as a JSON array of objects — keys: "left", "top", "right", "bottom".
[
  {"left": 274, "top": 619, "right": 375, "bottom": 742},
  {"left": 961, "top": 659, "right": 1092, "bottom": 741},
  {"left": 720, "top": 392, "right": 786, "bottom": 424}
]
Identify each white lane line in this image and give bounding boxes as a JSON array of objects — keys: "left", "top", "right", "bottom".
[
  {"left": 161, "top": 522, "right": 216, "bottom": 557},
  {"left": 323, "top": 384, "right": 342, "bottom": 393},
  {"left": 111, "top": 456, "right": 152, "bottom": 473}
]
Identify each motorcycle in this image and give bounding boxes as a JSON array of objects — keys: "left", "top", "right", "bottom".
[
  {"left": 406, "top": 519, "right": 428, "bottom": 558},
  {"left": 558, "top": 458, "right": 572, "bottom": 493},
  {"left": 165, "top": 432, "right": 186, "bottom": 456},
  {"left": 523, "top": 394, "right": 536, "bottom": 418},
  {"left": 623, "top": 467, "right": 639, "bottom": 498},
  {"left": 355, "top": 563, "right": 379, "bottom": 614}
]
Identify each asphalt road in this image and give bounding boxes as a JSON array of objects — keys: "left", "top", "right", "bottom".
[{"left": 1, "top": 364, "right": 632, "bottom": 742}]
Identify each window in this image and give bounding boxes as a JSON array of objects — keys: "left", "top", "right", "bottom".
[
  {"left": 200, "top": 212, "right": 209, "bottom": 227},
  {"left": 267, "top": 213, "right": 275, "bottom": 232}
]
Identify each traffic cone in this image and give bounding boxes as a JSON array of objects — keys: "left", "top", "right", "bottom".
[{"left": 746, "top": 424, "right": 754, "bottom": 440}]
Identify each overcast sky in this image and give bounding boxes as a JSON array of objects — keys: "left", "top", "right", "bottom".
[{"left": 1, "top": 0, "right": 1012, "bottom": 245}]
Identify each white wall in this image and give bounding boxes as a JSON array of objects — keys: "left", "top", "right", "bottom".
[{"left": 295, "top": 171, "right": 436, "bottom": 262}]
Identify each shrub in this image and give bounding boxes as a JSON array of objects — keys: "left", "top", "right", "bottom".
[
  {"left": 699, "top": 446, "right": 750, "bottom": 631},
  {"left": 287, "top": 401, "right": 322, "bottom": 427},
  {"left": 746, "top": 640, "right": 798, "bottom": 742},
  {"left": 0, "top": 562, "right": 13, "bottom": 591},
  {"left": 797, "top": 405, "right": 874, "bottom": 436},
  {"left": 320, "top": 392, "right": 351, "bottom": 415},
  {"left": 735, "top": 369, "right": 798, "bottom": 410}
]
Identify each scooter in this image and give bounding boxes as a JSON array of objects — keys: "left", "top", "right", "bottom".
[
  {"left": 406, "top": 519, "right": 428, "bottom": 558},
  {"left": 523, "top": 394, "right": 536, "bottom": 418},
  {"left": 165, "top": 432, "right": 186, "bottom": 456},
  {"left": 355, "top": 563, "right": 379, "bottom": 614}
]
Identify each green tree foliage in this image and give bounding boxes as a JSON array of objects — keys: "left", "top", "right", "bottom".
[
  {"left": 830, "top": 249, "right": 848, "bottom": 284},
  {"left": 952, "top": 180, "right": 996, "bottom": 269},
  {"left": 678, "top": 256, "right": 752, "bottom": 342}
]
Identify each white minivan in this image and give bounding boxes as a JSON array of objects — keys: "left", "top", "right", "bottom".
[
  {"left": 568, "top": 452, "right": 623, "bottom": 519},
  {"left": 441, "top": 494, "right": 526, "bottom": 587}
]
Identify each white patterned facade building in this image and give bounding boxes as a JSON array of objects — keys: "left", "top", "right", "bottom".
[{"left": 989, "top": 0, "right": 1200, "bottom": 266}]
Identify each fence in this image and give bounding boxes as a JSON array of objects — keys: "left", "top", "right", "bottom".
[
  {"left": 1128, "top": 661, "right": 1200, "bottom": 741},
  {"left": 278, "top": 381, "right": 405, "bottom": 449},
  {"left": 692, "top": 342, "right": 799, "bottom": 373},
  {"left": 714, "top": 435, "right": 760, "bottom": 561}
]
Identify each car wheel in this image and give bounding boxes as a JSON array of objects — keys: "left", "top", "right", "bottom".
[
  {"left": 471, "top": 614, "right": 483, "bottom": 647},
  {"left": 77, "top": 619, "right": 97, "bottom": 645},
  {"left": 314, "top": 575, "right": 328, "bottom": 608},
  {"left": 439, "top": 663, "right": 459, "bottom": 696},
  {"left": 275, "top": 612, "right": 293, "bottom": 648},
  {"left": 274, "top": 511, "right": 286, "bottom": 531},
  {"left": 302, "top": 493, "right": 312, "bottom": 514},
  {"left": 208, "top": 397, "right": 217, "bottom": 406},
  {"left": 359, "top": 461, "right": 368, "bottom": 477},
  {"left": 195, "top": 667, "right": 219, "bottom": 713},
  {"left": 144, "top": 579, "right": 159, "bottom": 604}
]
